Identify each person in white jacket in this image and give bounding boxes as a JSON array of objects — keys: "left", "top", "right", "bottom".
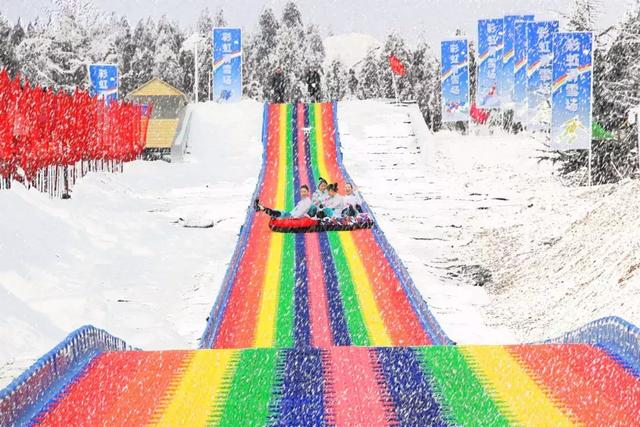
[
  {"left": 255, "top": 185, "right": 313, "bottom": 218},
  {"left": 312, "top": 177, "right": 329, "bottom": 207},
  {"left": 317, "top": 183, "right": 343, "bottom": 218},
  {"left": 340, "top": 183, "right": 363, "bottom": 217}
]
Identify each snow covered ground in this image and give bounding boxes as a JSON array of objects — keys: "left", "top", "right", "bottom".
[
  {"left": 339, "top": 100, "right": 640, "bottom": 344},
  {"left": 0, "top": 100, "right": 263, "bottom": 387},
  {"left": 2, "top": 98, "right": 639, "bottom": 388}
]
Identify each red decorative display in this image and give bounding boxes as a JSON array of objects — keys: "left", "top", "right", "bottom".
[{"left": 0, "top": 69, "right": 151, "bottom": 183}]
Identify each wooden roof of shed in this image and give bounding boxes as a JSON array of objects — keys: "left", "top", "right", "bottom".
[{"left": 128, "top": 77, "right": 187, "bottom": 99}]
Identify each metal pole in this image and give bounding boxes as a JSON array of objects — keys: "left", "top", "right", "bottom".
[
  {"left": 194, "top": 42, "right": 199, "bottom": 103},
  {"left": 637, "top": 111, "right": 640, "bottom": 175},
  {"left": 392, "top": 72, "right": 399, "bottom": 104},
  {"left": 589, "top": 147, "right": 592, "bottom": 187}
]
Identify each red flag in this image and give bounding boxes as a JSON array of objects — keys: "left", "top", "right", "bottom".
[
  {"left": 470, "top": 102, "right": 491, "bottom": 125},
  {"left": 388, "top": 55, "right": 406, "bottom": 76}
]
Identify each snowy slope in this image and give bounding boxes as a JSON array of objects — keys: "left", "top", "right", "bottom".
[
  {"left": 339, "top": 100, "right": 640, "bottom": 343},
  {"left": 338, "top": 101, "right": 515, "bottom": 343},
  {"left": 323, "top": 33, "right": 380, "bottom": 69},
  {"left": 0, "top": 100, "right": 263, "bottom": 387}
]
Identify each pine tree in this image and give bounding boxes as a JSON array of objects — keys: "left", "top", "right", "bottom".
[
  {"left": 378, "top": 33, "right": 412, "bottom": 100},
  {"left": 129, "top": 18, "right": 156, "bottom": 90},
  {"left": 542, "top": 0, "right": 638, "bottom": 184},
  {"left": 0, "top": 12, "right": 19, "bottom": 75},
  {"left": 196, "top": 8, "right": 213, "bottom": 101},
  {"left": 358, "top": 47, "right": 382, "bottom": 99},
  {"left": 325, "top": 58, "right": 347, "bottom": 101}
]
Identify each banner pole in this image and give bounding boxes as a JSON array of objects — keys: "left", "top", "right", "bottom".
[
  {"left": 392, "top": 73, "right": 399, "bottom": 104},
  {"left": 588, "top": 148, "right": 592, "bottom": 187}
]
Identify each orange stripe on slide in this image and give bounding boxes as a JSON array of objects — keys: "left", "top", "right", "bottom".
[
  {"left": 36, "top": 351, "right": 188, "bottom": 426},
  {"left": 214, "top": 104, "right": 281, "bottom": 348},
  {"left": 351, "top": 229, "right": 432, "bottom": 346},
  {"left": 509, "top": 344, "right": 640, "bottom": 426}
]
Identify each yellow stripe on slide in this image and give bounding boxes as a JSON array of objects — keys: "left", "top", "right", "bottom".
[
  {"left": 253, "top": 104, "right": 288, "bottom": 347},
  {"left": 313, "top": 103, "right": 330, "bottom": 181},
  {"left": 153, "top": 350, "right": 238, "bottom": 426},
  {"left": 337, "top": 231, "right": 392, "bottom": 346},
  {"left": 461, "top": 346, "right": 573, "bottom": 426}
]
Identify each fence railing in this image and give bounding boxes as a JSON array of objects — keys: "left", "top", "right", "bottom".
[
  {"left": 0, "top": 325, "right": 132, "bottom": 426},
  {"left": 545, "top": 315, "right": 640, "bottom": 375}
]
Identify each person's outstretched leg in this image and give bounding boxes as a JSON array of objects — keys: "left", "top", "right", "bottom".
[{"left": 255, "top": 199, "right": 283, "bottom": 217}]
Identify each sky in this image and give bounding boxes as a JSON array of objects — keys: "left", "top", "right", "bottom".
[{"left": 2, "top": 0, "right": 636, "bottom": 47}]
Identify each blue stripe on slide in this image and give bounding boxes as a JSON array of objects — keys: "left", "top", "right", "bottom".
[
  {"left": 272, "top": 348, "right": 325, "bottom": 425},
  {"left": 375, "top": 347, "right": 447, "bottom": 426}
]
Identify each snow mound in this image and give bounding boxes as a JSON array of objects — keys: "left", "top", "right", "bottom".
[
  {"left": 323, "top": 33, "right": 380, "bottom": 69},
  {"left": 481, "top": 178, "right": 640, "bottom": 341}
]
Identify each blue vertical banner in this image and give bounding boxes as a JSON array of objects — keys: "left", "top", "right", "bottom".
[
  {"left": 212, "top": 27, "right": 242, "bottom": 103},
  {"left": 88, "top": 64, "right": 118, "bottom": 103},
  {"left": 477, "top": 19, "right": 503, "bottom": 108},
  {"left": 441, "top": 39, "right": 470, "bottom": 122},
  {"left": 526, "top": 21, "right": 559, "bottom": 129},
  {"left": 551, "top": 32, "right": 593, "bottom": 150},
  {"left": 499, "top": 15, "right": 534, "bottom": 106},
  {"left": 513, "top": 20, "right": 529, "bottom": 121}
]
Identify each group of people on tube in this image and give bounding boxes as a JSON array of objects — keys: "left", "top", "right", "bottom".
[{"left": 255, "top": 177, "right": 363, "bottom": 220}]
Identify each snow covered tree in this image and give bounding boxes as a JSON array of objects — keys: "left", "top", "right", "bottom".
[
  {"left": 128, "top": 18, "right": 156, "bottom": 90},
  {"left": 214, "top": 8, "right": 227, "bottom": 27},
  {"left": 195, "top": 8, "right": 213, "bottom": 101},
  {"left": 153, "top": 16, "right": 184, "bottom": 91},
  {"left": 245, "top": 8, "right": 279, "bottom": 100},
  {"left": 542, "top": 0, "right": 640, "bottom": 184},
  {"left": 378, "top": 33, "right": 412, "bottom": 100},
  {"left": 411, "top": 41, "right": 441, "bottom": 130},
  {"left": 358, "top": 47, "right": 382, "bottom": 99},
  {"left": 568, "top": 0, "right": 602, "bottom": 31},
  {"left": 325, "top": 58, "right": 348, "bottom": 101},
  {"left": 0, "top": 12, "right": 19, "bottom": 76}
]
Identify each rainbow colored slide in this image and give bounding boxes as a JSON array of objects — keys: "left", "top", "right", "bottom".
[
  {"left": 201, "top": 102, "right": 449, "bottom": 349},
  {"left": 1, "top": 103, "right": 639, "bottom": 426}
]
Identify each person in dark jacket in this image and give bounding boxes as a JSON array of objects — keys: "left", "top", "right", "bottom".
[
  {"left": 270, "top": 67, "right": 286, "bottom": 103},
  {"left": 306, "top": 67, "right": 321, "bottom": 102}
]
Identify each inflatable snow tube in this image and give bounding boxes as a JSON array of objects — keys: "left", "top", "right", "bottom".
[{"left": 269, "top": 214, "right": 375, "bottom": 233}]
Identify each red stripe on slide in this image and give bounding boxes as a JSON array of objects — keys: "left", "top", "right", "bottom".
[
  {"left": 509, "top": 344, "right": 640, "bottom": 426},
  {"left": 324, "top": 347, "right": 393, "bottom": 426},
  {"left": 36, "top": 351, "right": 188, "bottom": 426},
  {"left": 351, "top": 229, "right": 432, "bottom": 346},
  {"left": 320, "top": 103, "right": 342, "bottom": 184},
  {"left": 213, "top": 104, "right": 280, "bottom": 348},
  {"left": 305, "top": 232, "right": 333, "bottom": 347}
]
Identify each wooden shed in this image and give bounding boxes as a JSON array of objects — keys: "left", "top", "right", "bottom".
[{"left": 126, "top": 78, "right": 188, "bottom": 158}]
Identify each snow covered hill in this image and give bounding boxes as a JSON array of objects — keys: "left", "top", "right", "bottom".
[
  {"left": 339, "top": 100, "right": 640, "bottom": 343},
  {"left": 323, "top": 33, "right": 380, "bottom": 69},
  {"left": 0, "top": 101, "right": 263, "bottom": 387}
]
